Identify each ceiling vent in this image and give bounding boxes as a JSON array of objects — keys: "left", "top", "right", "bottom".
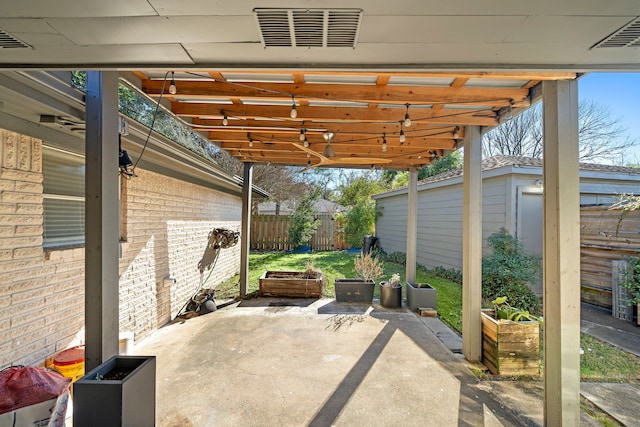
[
  {"left": 593, "top": 17, "right": 640, "bottom": 48},
  {"left": 253, "top": 8, "right": 363, "bottom": 48},
  {"left": 0, "top": 28, "right": 31, "bottom": 49}
]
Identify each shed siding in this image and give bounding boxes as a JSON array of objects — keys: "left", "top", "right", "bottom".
[{"left": 376, "top": 194, "right": 407, "bottom": 254}]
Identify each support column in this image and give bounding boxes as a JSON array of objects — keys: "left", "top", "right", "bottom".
[
  {"left": 239, "top": 162, "right": 253, "bottom": 297},
  {"left": 406, "top": 168, "right": 418, "bottom": 283},
  {"left": 542, "top": 80, "right": 581, "bottom": 426},
  {"left": 462, "top": 125, "right": 483, "bottom": 362},
  {"left": 84, "top": 71, "right": 120, "bottom": 370}
]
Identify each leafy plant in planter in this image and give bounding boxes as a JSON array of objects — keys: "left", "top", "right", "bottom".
[
  {"left": 481, "top": 297, "right": 541, "bottom": 375},
  {"left": 334, "top": 252, "right": 384, "bottom": 303},
  {"left": 379, "top": 273, "right": 402, "bottom": 308},
  {"left": 482, "top": 228, "right": 541, "bottom": 314}
]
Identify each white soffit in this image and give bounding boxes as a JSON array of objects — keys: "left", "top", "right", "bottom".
[
  {"left": 222, "top": 73, "right": 294, "bottom": 83},
  {"left": 387, "top": 76, "right": 455, "bottom": 86}
]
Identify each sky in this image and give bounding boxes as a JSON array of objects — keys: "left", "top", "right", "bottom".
[{"left": 578, "top": 73, "right": 640, "bottom": 164}]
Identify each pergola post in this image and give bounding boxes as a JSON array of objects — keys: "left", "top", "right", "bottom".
[
  {"left": 84, "top": 71, "right": 120, "bottom": 370},
  {"left": 542, "top": 80, "right": 581, "bottom": 425},
  {"left": 462, "top": 125, "right": 483, "bottom": 362},
  {"left": 239, "top": 162, "right": 253, "bottom": 297},
  {"left": 405, "top": 168, "right": 418, "bottom": 283}
]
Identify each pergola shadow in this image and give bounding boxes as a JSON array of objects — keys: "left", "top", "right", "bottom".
[{"left": 308, "top": 310, "right": 524, "bottom": 426}]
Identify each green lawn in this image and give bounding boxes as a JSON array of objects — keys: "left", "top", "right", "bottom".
[{"left": 216, "top": 250, "right": 640, "bottom": 382}]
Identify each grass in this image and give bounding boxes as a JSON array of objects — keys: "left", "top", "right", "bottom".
[{"left": 216, "top": 250, "right": 640, "bottom": 383}]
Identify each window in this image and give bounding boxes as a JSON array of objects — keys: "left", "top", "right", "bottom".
[{"left": 43, "top": 146, "right": 85, "bottom": 247}]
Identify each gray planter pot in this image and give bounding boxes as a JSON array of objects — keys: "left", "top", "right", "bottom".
[
  {"left": 406, "top": 282, "right": 437, "bottom": 312},
  {"left": 379, "top": 282, "right": 402, "bottom": 308},
  {"left": 334, "top": 278, "right": 375, "bottom": 303},
  {"left": 73, "top": 355, "right": 156, "bottom": 427}
]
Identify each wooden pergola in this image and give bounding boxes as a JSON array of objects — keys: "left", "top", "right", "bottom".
[
  {"left": 131, "top": 70, "right": 576, "bottom": 169},
  {"left": 4, "top": 1, "right": 637, "bottom": 423}
]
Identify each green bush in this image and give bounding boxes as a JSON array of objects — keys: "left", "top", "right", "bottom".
[
  {"left": 622, "top": 256, "right": 640, "bottom": 304},
  {"left": 482, "top": 229, "right": 541, "bottom": 314},
  {"left": 343, "top": 199, "right": 376, "bottom": 248},
  {"left": 429, "top": 266, "right": 463, "bottom": 284},
  {"left": 288, "top": 190, "right": 321, "bottom": 248}
]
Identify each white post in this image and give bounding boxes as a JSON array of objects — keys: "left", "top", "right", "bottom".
[
  {"left": 542, "top": 80, "right": 581, "bottom": 426},
  {"left": 239, "top": 162, "right": 253, "bottom": 297},
  {"left": 406, "top": 168, "right": 418, "bottom": 283},
  {"left": 462, "top": 126, "right": 482, "bottom": 362},
  {"left": 84, "top": 71, "right": 120, "bottom": 370}
]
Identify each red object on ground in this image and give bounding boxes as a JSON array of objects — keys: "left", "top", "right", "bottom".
[{"left": 0, "top": 366, "right": 70, "bottom": 414}]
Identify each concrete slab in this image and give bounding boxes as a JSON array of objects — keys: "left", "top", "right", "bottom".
[
  {"left": 581, "top": 383, "right": 640, "bottom": 426},
  {"left": 133, "top": 298, "right": 526, "bottom": 426}
]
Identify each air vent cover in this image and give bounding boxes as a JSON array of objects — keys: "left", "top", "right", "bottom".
[
  {"left": 593, "top": 17, "right": 640, "bottom": 48},
  {"left": 254, "top": 8, "right": 362, "bottom": 48},
  {"left": 0, "top": 28, "right": 31, "bottom": 49}
]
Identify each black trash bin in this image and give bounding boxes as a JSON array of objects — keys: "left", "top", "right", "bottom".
[{"left": 363, "top": 236, "right": 378, "bottom": 254}]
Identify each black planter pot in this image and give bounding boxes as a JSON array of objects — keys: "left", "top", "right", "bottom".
[
  {"left": 406, "top": 282, "right": 437, "bottom": 312},
  {"left": 334, "top": 278, "right": 375, "bottom": 303},
  {"left": 73, "top": 355, "right": 156, "bottom": 427},
  {"left": 379, "top": 282, "right": 402, "bottom": 308}
]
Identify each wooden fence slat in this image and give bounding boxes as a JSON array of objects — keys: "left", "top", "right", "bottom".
[
  {"left": 580, "top": 207, "right": 640, "bottom": 309},
  {"left": 250, "top": 214, "right": 344, "bottom": 251}
]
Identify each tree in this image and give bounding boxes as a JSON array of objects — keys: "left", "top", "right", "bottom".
[
  {"left": 483, "top": 100, "right": 638, "bottom": 163},
  {"left": 288, "top": 189, "right": 321, "bottom": 248},
  {"left": 383, "top": 152, "right": 462, "bottom": 189}
]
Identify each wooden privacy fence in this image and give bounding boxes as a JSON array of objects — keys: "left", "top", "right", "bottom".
[
  {"left": 251, "top": 214, "right": 346, "bottom": 251},
  {"left": 580, "top": 206, "right": 640, "bottom": 309}
]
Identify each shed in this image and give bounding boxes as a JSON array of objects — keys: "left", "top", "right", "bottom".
[{"left": 374, "top": 155, "right": 640, "bottom": 296}]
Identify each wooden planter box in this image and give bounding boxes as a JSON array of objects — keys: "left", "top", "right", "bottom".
[
  {"left": 334, "top": 279, "right": 375, "bottom": 303},
  {"left": 481, "top": 311, "right": 540, "bottom": 376},
  {"left": 259, "top": 271, "right": 323, "bottom": 298},
  {"left": 73, "top": 355, "right": 156, "bottom": 427}
]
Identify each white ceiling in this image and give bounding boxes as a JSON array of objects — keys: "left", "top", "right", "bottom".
[{"left": 0, "top": 1, "right": 639, "bottom": 69}]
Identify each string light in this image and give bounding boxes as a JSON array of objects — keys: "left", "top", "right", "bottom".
[
  {"left": 399, "top": 125, "right": 406, "bottom": 144},
  {"left": 168, "top": 72, "right": 177, "bottom": 95},
  {"left": 403, "top": 103, "right": 411, "bottom": 128},
  {"left": 299, "top": 122, "right": 305, "bottom": 141},
  {"left": 453, "top": 126, "right": 460, "bottom": 139},
  {"left": 247, "top": 133, "right": 253, "bottom": 148},
  {"left": 290, "top": 95, "right": 298, "bottom": 119},
  {"left": 381, "top": 133, "right": 387, "bottom": 153},
  {"left": 303, "top": 136, "right": 309, "bottom": 148},
  {"left": 222, "top": 111, "right": 228, "bottom": 126}
]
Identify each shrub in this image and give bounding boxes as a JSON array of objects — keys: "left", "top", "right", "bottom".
[
  {"left": 354, "top": 252, "right": 384, "bottom": 283},
  {"left": 429, "top": 266, "right": 462, "bottom": 284},
  {"left": 482, "top": 229, "right": 541, "bottom": 314},
  {"left": 622, "top": 256, "right": 640, "bottom": 304},
  {"left": 343, "top": 199, "right": 376, "bottom": 248},
  {"left": 288, "top": 190, "right": 321, "bottom": 248}
]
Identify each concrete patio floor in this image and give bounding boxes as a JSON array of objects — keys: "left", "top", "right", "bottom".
[{"left": 132, "top": 298, "right": 529, "bottom": 427}]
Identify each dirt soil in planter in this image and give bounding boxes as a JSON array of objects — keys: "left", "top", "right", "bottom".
[
  {"left": 103, "top": 367, "right": 135, "bottom": 380},
  {"left": 266, "top": 271, "right": 320, "bottom": 279}
]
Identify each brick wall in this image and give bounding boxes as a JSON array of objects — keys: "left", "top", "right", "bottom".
[
  {"left": 119, "top": 169, "right": 242, "bottom": 340},
  {"left": 0, "top": 128, "right": 242, "bottom": 368}
]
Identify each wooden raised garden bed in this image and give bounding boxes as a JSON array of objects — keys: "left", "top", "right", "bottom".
[
  {"left": 259, "top": 271, "right": 323, "bottom": 298},
  {"left": 481, "top": 311, "right": 540, "bottom": 376}
]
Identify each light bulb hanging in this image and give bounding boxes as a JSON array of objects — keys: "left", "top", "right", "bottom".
[
  {"left": 299, "top": 122, "right": 305, "bottom": 141},
  {"left": 222, "top": 111, "right": 228, "bottom": 126},
  {"left": 168, "top": 72, "right": 177, "bottom": 95},
  {"left": 303, "top": 136, "right": 309, "bottom": 148},
  {"left": 290, "top": 95, "right": 298, "bottom": 119},
  {"left": 247, "top": 133, "right": 253, "bottom": 148},
  {"left": 453, "top": 126, "right": 460, "bottom": 139},
  {"left": 381, "top": 133, "right": 387, "bottom": 153},
  {"left": 403, "top": 103, "right": 411, "bottom": 128},
  {"left": 399, "top": 127, "right": 406, "bottom": 144}
]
